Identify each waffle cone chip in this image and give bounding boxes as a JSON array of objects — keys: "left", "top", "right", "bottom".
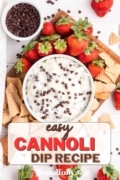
[{"left": 109, "top": 32, "right": 120, "bottom": 45}]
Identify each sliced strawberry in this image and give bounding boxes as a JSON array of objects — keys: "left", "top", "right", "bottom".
[
  {"left": 36, "top": 41, "right": 53, "bottom": 57},
  {"left": 41, "top": 22, "right": 56, "bottom": 36},
  {"left": 113, "top": 82, "right": 120, "bottom": 110},
  {"left": 87, "top": 59, "right": 105, "bottom": 77},
  {"left": 21, "top": 41, "right": 40, "bottom": 61},
  {"left": 67, "top": 32, "right": 89, "bottom": 56},
  {"left": 91, "top": 0, "right": 113, "bottom": 17},
  {"left": 97, "top": 164, "right": 119, "bottom": 180},
  {"left": 78, "top": 41, "right": 99, "bottom": 64},
  {"left": 14, "top": 58, "right": 32, "bottom": 74},
  {"left": 54, "top": 39, "right": 67, "bottom": 54},
  {"left": 72, "top": 18, "right": 93, "bottom": 35},
  {"left": 55, "top": 15, "right": 74, "bottom": 36}
]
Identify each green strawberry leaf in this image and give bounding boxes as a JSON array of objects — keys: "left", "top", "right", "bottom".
[
  {"left": 40, "top": 34, "right": 61, "bottom": 42},
  {"left": 21, "top": 41, "right": 37, "bottom": 55},
  {"left": 92, "top": 59, "right": 105, "bottom": 67},
  {"left": 102, "top": 164, "right": 119, "bottom": 180},
  {"left": 116, "top": 82, "right": 120, "bottom": 89},
  {"left": 56, "top": 15, "right": 73, "bottom": 25},
  {"left": 18, "top": 165, "right": 33, "bottom": 180},
  {"left": 84, "top": 41, "right": 98, "bottom": 55}
]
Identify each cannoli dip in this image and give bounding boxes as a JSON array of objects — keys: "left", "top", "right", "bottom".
[{"left": 24, "top": 55, "right": 94, "bottom": 122}]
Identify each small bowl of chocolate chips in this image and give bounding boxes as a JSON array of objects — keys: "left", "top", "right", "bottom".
[{"left": 1, "top": 0, "right": 43, "bottom": 41}]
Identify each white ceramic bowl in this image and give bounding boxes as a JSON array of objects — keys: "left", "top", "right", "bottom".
[
  {"left": 1, "top": 0, "right": 43, "bottom": 41},
  {"left": 23, "top": 54, "right": 94, "bottom": 122}
]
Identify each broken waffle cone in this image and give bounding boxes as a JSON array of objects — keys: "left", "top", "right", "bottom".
[{"left": 109, "top": 32, "right": 120, "bottom": 45}]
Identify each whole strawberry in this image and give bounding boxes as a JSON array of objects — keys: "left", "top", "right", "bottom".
[
  {"left": 72, "top": 18, "right": 93, "bottom": 35},
  {"left": 41, "top": 22, "right": 56, "bottom": 36},
  {"left": 91, "top": 0, "right": 113, "bottom": 17},
  {"left": 54, "top": 38, "right": 67, "bottom": 54},
  {"left": 55, "top": 15, "right": 74, "bottom": 36},
  {"left": 97, "top": 164, "right": 119, "bottom": 180},
  {"left": 78, "top": 41, "right": 99, "bottom": 64},
  {"left": 14, "top": 58, "right": 32, "bottom": 74},
  {"left": 36, "top": 41, "right": 53, "bottom": 57},
  {"left": 67, "top": 31, "right": 89, "bottom": 56},
  {"left": 113, "top": 82, "right": 120, "bottom": 110},
  {"left": 87, "top": 59, "right": 105, "bottom": 77},
  {"left": 21, "top": 41, "right": 40, "bottom": 62}
]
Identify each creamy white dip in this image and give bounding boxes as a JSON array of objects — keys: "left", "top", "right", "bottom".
[{"left": 25, "top": 56, "right": 93, "bottom": 122}]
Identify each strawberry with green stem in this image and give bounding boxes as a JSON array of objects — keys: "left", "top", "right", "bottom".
[
  {"left": 56, "top": 164, "right": 82, "bottom": 180},
  {"left": 41, "top": 22, "right": 56, "bottom": 36},
  {"left": 87, "top": 59, "right": 105, "bottom": 77},
  {"left": 55, "top": 15, "right": 74, "bottom": 36},
  {"left": 67, "top": 30, "right": 89, "bottom": 56},
  {"left": 14, "top": 57, "right": 32, "bottom": 74},
  {"left": 54, "top": 38, "right": 67, "bottom": 54},
  {"left": 97, "top": 164, "right": 119, "bottom": 180},
  {"left": 18, "top": 165, "right": 39, "bottom": 180},
  {"left": 21, "top": 41, "right": 40, "bottom": 62},
  {"left": 113, "top": 82, "right": 120, "bottom": 110},
  {"left": 91, "top": 0, "right": 113, "bottom": 17},
  {"left": 72, "top": 18, "right": 93, "bottom": 35},
  {"left": 78, "top": 41, "right": 99, "bottom": 64},
  {"left": 36, "top": 41, "right": 53, "bottom": 57}
]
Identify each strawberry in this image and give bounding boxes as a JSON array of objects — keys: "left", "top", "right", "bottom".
[
  {"left": 41, "top": 22, "right": 56, "bottom": 36},
  {"left": 54, "top": 38, "right": 67, "bottom": 54},
  {"left": 36, "top": 41, "right": 53, "bottom": 57},
  {"left": 55, "top": 15, "right": 74, "bottom": 36},
  {"left": 56, "top": 165, "right": 82, "bottom": 180},
  {"left": 67, "top": 31, "right": 89, "bottom": 56},
  {"left": 21, "top": 41, "right": 40, "bottom": 62},
  {"left": 78, "top": 41, "right": 99, "bottom": 64},
  {"left": 18, "top": 165, "right": 39, "bottom": 180},
  {"left": 72, "top": 18, "right": 93, "bottom": 35},
  {"left": 14, "top": 58, "right": 32, "bottom": 73},
  {"left": 87, "top": 59, "right": 105, "bottom": 77},
  {"left": 97, "top": 164, "right": 119, "bottom": 180},
  {"left": 113, "top": 82, "right": 120, "bottom": 110},
  {"left": 91, "top": 0, "right": 113, "bottom": 17}
]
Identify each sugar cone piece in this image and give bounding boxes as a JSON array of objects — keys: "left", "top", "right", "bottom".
[
  {"left": 7, "top": 83, "right": 22, "bottom": 107},
  {"left": 20, "top": 103, "right": 29, "bottom": 117},
  {"left": 3, "top": 93, "right": 8, "bottom": 110},
  {"left": 12, "top": 116, "right": 29, "bottom": 122},
  {"left": 98, "top": 113, "right": 115, "bottom": 128},
  {"left": 2, "top": 110, "right": 12, "bottom": 125},
  {"left": 6, "top": 90, "right": 20, "bottom": 118},
  {"left": 79, "top": 110, "right": 92, "bottom": 122},
  {"left": 0, "top": 135, "right": 8, "bottom": 157},
  {"left": 7, "top": 77, "right": 23, "bottom": 99},
  {"left": 109, "top": 32, "right": 120, "bottom": 45}
]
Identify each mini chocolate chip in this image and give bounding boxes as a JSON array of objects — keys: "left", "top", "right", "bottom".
[
  {"left": 75, "top": 72, "right": 78, "bottom": 75},
  {"left": 46, "top": 104, "right": 49, "bottom": 107},
  {"left": 67, "top": 92, "right": 70, "bottom": 95},
  {"left": 86, "top": 91, "right": 91, "bottom": 94},
  {"left": 34, "top": 100, "right": 37, "bottom": 103},
  {"left": 78, "top": 80, "right": 81, "bottom": 84},
  {"left": 118, "top": 152, "right": 120, "bottom": 155},
  {"left": 41, "top": 116, "right": 47, "bottom": 119},
  {"left": 68, "top": 96, "right": 72, "bottom": 99},
  {"left": 116, "top": 148, "right": 119, "bottom": 151},
  {"left": 37, "top": 103, "right": 40, "bottom": 106},
  {"left": 72, "top": 84, "right": 75, "bottom": 86},
  {"left": 62, "top": 92, "right": 65, "bottom": 95},
  {"left": 68, "top": 78, "right": 71, "bottom": 81},
  {"left": 44, "top": 83, "right": 47, "bottom": 87},
  {"left": 54, "top": 96, "right": 57, "bottom": 98},
  {"left": 70, "top": 71, "right": 73, "bottom": 73},
  {"left": 83, "top": 97, "right": 86, "bottom": 100},
  {"left": 78, "top": 10, "right": 82, "bottom": 13},
  {"left": 55, "top": 80, "right": 59, "bottom": 83},
  {"left": 67, "top": 10, "right": 71, "bottom": 13},
  {"left": 97, "top": 31, "right": 101, "bottom": 34},
  {"left": 33, "top": 86, "right": 36, "bottom": 89}
]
